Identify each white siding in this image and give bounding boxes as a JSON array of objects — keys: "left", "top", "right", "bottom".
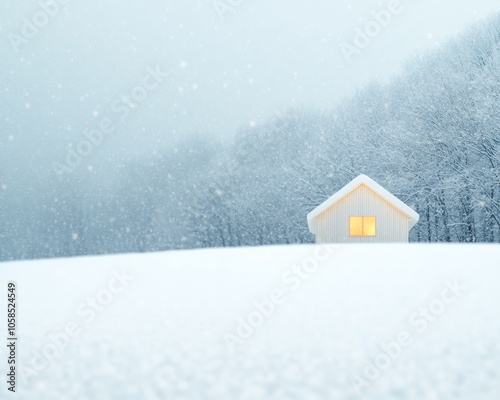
[{"left": 311, "top": 184, "right": 410, "bottom": 243}]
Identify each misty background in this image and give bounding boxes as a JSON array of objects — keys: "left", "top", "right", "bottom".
[{"left": 1, "top": 0, "right": 500, "bottom": 261}]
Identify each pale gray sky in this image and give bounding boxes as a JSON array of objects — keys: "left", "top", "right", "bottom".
[{"left": 1, "top": 0, "right": 499, "bottom": 173}]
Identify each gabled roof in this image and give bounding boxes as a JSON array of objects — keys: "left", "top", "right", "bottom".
[{"left": 307, "top": 174, "right": 419, "bottom": 230}]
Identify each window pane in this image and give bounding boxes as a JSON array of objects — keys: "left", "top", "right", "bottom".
[
  {"left": 349, "top": 217, "right": 363, "bottom": 236},
  {"left": 363, "top": 216, "right": 376, "bottom": 236}
]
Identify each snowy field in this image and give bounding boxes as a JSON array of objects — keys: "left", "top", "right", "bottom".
[{"left": 1, "top": 244, "right": 500, "bottom": 399}]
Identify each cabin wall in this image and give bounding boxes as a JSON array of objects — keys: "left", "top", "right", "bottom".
[{"left": 311, "top": 184, "right": 410, "bottom": 243}]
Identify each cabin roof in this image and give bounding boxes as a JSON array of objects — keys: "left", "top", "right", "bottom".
[{"left": 307, "top": 174, "right": 420, "bottom": 230}]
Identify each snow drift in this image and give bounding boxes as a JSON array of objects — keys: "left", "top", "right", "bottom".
[{"left": 1, "top": 244, "right": 499, "bottom": 399}]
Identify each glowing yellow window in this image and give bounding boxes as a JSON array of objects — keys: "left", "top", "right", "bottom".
[{"left": 349, "top": 216, "right": 376, "bottom": 237}]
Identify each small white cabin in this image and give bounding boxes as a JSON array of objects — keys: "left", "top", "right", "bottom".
[{"left": 307, "top": 175, "right": 419, "bottom": 243}]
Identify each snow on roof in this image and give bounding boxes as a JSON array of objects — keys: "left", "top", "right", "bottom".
[{"left": 307, "top": 174, "right": 419, "bottom": 230}]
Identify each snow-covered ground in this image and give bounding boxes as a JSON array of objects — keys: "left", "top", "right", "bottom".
[{"left": 1, "top": 244, "right": 499, "bottom": 399}]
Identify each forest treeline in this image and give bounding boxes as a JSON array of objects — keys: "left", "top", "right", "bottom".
[{"left": 1, "top": 15, "right": 499, "bottom": 261}]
